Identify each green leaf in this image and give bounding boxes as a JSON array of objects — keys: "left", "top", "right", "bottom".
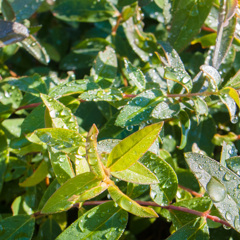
[
  {"left": 185, "top": 152, "right": 240, "bottom": 232},
  {"left": 107, "top": 122, "right": 163, "bottom": 172},
  {"left": 151, "top": 99, "right": 180, "bottom": 120},
  {"left": 168, "top": 0, "right": 214, "bottom": 51},
  {"left": 220, "top": 93, "right": 237, "bottom": 124},
  {"left": 48, "top": 147, "right": 75, "bottom": 185},
  {"left": 0, "top": 130, "right": 8, "bottom": 193},
  {"left": 37, "top": 218, "right": 62, "bottom": 240},
  {"left": 19, "top": 160, "right": 48, "bottom": 187},
  {"left": 41, "top": 172, "right": 100, "bottom": 214},
  {"left": 49, "top": 80, "right": 99, "bottom": 98},
  {"left": 213, "top": 16, "right": 237, "bottom": 69},
  {"left": 0, "top": 215, "right": 35, "bottom": 240},
  {"left": 220, "top": 87, "right": 240, "bottom": 108},
  {"left": 160, "top": 41, "right": 192, "bottom": 93},
  {"left": 108, "top": 185, "right": 158, "bottom": 218},
  {"left": 167, "top": 217, "right": 209, "bottom": 240},
  {"left": 140, "top": 152, "right": 178, "bottom": 206},
  {"left": 5, "top": 0, "right": 44, "bottom": 21},
  {"left": 123, "top": 58, "right": 146, "bottom": 91},
  {"left": 178, "top": 111, "right": 191, "bottom": 150},
  {"left": 170, "top": 197, "right": 212, "bottom": 229},
  {"left": 71, "top": 183, "right": 108, "bottom": 202},
  {"left": 6, "top": 73, "right": 48, "bottom": 96},
  {"left": 21, "top": 104, "right": 45, "bottom": 134},
  {"left": 52, "top": 0, "right": 118, "bottom": 22},
  {"left": 18, "top": 35, "right": 50, "bottom": 65},
  {"left": 191, "top": 33, "right": 217, "bottom": 48},
  {"left": 91, "top": 46, "right": 117, "bottom": 82},
  {"left": 220, "top": 142, "right": 238, "bottom": 167},
  {"left": 41, "top": 93, "right": 79, "bottom": 132},
  {"left": 26, "top": 128, "right": 85, "bottom": 154},
  {"left": 193, "top": 97, "right": 208, "bottom": 117},
  {"left": 226, "top": 156, "right": 240, "bottom": 175},
  {"left": 56, "top": 201, "right": 128, "bottom": 240},
  {"left": 200, "top": 65, "right": 221, "bottom": 91},
  {"left": 111, "top": 161, "right": 159, "bottom": 184},
  {"left": 86, "top": 124, "right": 106, "bottom": 179},
  {"left": 115, "top": 89, "right": 164, "bottom": 127},
  {"left": 38, "top": 179, "right": 61, "bottom": 210},
  {"left": 80, "top": 88, "right": 122, "bottom": 102},
  {"left": 225, "top": 69, "right": 240, "bottom": 88}
]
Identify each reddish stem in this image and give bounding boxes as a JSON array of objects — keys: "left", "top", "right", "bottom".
[
  {"left": 15, "top": 102, "right": 41, "bottom": 112},
  {"left": 178, "top": 185, "right": 204, "bottom": 197}
]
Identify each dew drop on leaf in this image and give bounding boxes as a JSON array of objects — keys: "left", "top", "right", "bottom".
[
  {"left": 223, "top": 173, "right": 231, "bottom": 181},
  {"left": 78, "top": 219, "right": 84, "bottom": 232},
  {"left": 206, "top": 177, "right": 227, "bottom": 202},
  {"left": 39, "top": 133, "right": 52, "bottom": 143},
  {"left": 231, "top": 115, "right": 238, "bottom": 124},
  {"left": 225, "top": 211, "right": 232, "bottom": 221}
]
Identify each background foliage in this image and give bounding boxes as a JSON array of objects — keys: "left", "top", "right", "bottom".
[{"left": 1, "top": 0, "right": 240, "bottom": 239}]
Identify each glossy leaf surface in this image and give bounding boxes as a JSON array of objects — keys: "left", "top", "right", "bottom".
[
  {"left": 56, "top": 201, "right": 128, "bottom": 240},
  {"left": 41, "top": 172, "right": 100, "bottom": 214},
  {"left": 107, "top": 122, "right": 163, "bottom": 172},
  {"left": 108, "top": 185, "right": 158, "bottom": 218},
  {"left": 185, "top": 152, "right": 240, "bottom": 232}
]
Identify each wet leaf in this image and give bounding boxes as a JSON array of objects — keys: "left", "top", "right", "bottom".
[
  {"left": 86, "top": 124, "right": 106, "bottom": 179},
  {"left": 56, "top": 201, "right": 128, "bottom": 240},
  {"left": 168, "top": 0, "right": 214, "bottom": 51},
  {"left": 18, "top": 35, "right": 50, "bottom": 65},
  {"left": 91, "top": 46, "right": 117, "bottom": 82},
  {"left": 107, "top": 122, "right": 163, "bottom": 172},
  {"left": 41, "top": 93, "right": 79, "bottom": 132},
  {"left": 80, "top": 88, "right": 122, "bottom": 102},
  {"left": 52, "top": 0, "right": 118, "bottom": 22},
  {"left": 6, "top": 73, "right": 48, "bottom": 96},
  {"left": 111, "top": 161, "right": 159, "bottom": 184},
  {"left": 226, "top": 157, "right": 240, "bottom": 176},
  {"left": 0, "top": 215, "right": 35, "bottom": 240},
  {"left": 26, "top": 128, "right": 85, "bottom": 154},
  {"left": 160, "top": 41, "right": 192, "bottom": 93},
  {"left": 123, "top": 58, "right": 146, "bottom": 91},
  {"left": 185, "top": 152, "right": 240, "bottom": 232},
  {"left": 5, "top": 0, "right": 44, "bottom": 21},
  {"left": 48, "top": 147, "right": 75, "bottom": 185},
  {"left": 178, "top": 111, "right": 191, "bottom": 150},
  {"left": 108, "top": 185, "right": 158, "bottom": 218},
  {"left": 115, "top": 89, "right": 164, "bottom": 127},
  {"left": 200, "top": 65, "right": 221, "bottom": 91},
  {"left": 151, "top": 99, "right": 180, "bottom": 120},
  {"left": 167, "top": 217, "right": 209, "bottom": 240},
  {"left": 220, "top": 87, "right": 240, "bottom": 108},
  {"left": 220, "top": 93, "right": 237, "bottom": 124},
  {"left": 41, "top": 172, "right": 100, "bottom": 214},
  {"left": 49, "top": 80, "right": 99, "bottom": 98},
  {"left": 140, "top": 152, "right": 178, "bottom": 206},
  {"left": 19, "top": 160, "right": 48, "bottom": 187}
]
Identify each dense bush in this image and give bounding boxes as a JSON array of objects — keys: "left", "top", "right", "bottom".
[{"left": 0, "top": 0, "right": 240, "bottom": 239}]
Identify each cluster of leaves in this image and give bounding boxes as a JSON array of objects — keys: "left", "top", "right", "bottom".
[{"left": 1, "top": 0, "right": 240, "bottom": 239}]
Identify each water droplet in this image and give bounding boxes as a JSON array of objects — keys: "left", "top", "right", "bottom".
[
  {"left": 39, "top": 133, "right": 52, "bottom": 143},
  {"left": 228, "top": 148, "right": 235, "bottom": 155},
  {"left": 126, "top": 125, "right": 133, "bottom": 131},
  {"left": 223, "top": 224, "right": 231, "bottom": 230},
  {"left": 198, "top": 164, "right": 203, "bottom": 170},
  {"left": 78, "top": 219, "right": 84, "bottom": 231},
  {"left": 234, "top": 216, "right": 240, "bottom": 231},
  {"left": 150, "top": 190, "right": 157, "bottom": 199},
  {"left": 114, "top": 202, "right": 118, "bottom": 207},
  {"left": 223, "top": 173, "right": 231, "bottom": 181},
  {"left": 231, "top": 115, "right": 238, "bottom": 124},
  {"left": 87, "top": 210, "right": 95, "bottom": 218},
  {"left": 225, "top": 212, "right": 232, "bottom": 221},
  {"left": 206, "top": 177, "right": 227, "bottom": 202}
]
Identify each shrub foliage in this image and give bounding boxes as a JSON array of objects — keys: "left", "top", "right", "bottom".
[{"left": 0, "top": 0, "right": 240, "bottom": 239}]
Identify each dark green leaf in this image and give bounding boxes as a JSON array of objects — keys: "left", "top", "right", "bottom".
[
  {"left": 0, "top": 130, "right": 8, "bottom": 193},
  {"left": 0, "top": 215, "right": 35, "bottom": 240},
  {"left": 52, "top": 0, "right": 118, "bottom": 22},
  {"left": 140, "top": 152, "right": 178, "bottom": 206},
  {"left": 56, "top": 201, "right": 128, "bottom": 240},
  {"left": 168, "top": 0, "right": 214, "bottom": 51},
  {"left": 41, "top": 172, "right": 100, "bottom": 213}
]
